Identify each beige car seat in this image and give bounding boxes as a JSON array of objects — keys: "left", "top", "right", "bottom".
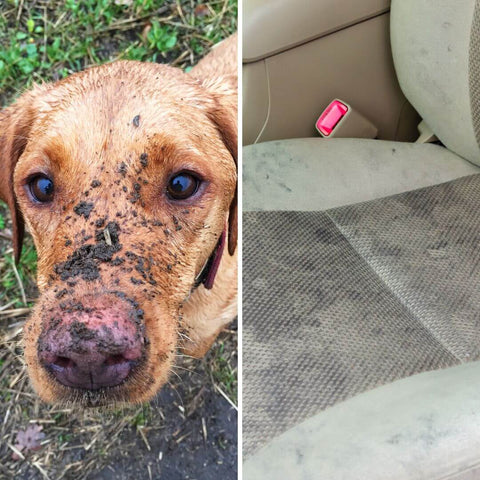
[
  {"left": 244, "top": 0, "right": 480, "bottom": 211},
  {"left": 243, "top": 1, "right": 480, "bottom": 478}
]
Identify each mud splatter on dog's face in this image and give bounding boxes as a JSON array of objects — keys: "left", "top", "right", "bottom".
[{"left": 9, "top": 61, "right": 236, "bottom": 405}]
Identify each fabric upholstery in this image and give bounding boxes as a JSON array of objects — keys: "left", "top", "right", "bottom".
[
  {"left": 243, "top": 0, "right": 480, "bottom": 471},
  {"left": 391, "top": 0, "right": 480, "bottom": 164},
  {"left": 469, "top": 0, "right": 480, "bottom": 150},
  {"left": 245, "top": 361, "right": 480, "bottom": 480},
  {"left": 243, "top": 174, "right": 480, "bottom": 456},
  {"left": 243, "top": 138, "right": 479, "bottom": 211}
]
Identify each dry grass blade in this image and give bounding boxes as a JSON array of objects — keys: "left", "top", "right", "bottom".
[
  {"left": 0, "top": 300, "right": 17, "bottom": 311},
  {"left": 214, "top": 383, "right": 238, "bottom": 410},
  {"left": 138, "top": 426, "right": 151, "bottom": 451},
  {"left": 0, "top": 308, "right": 31, "bottom": 317},
  {"left": 7, "top": 443, "right": 25, "bottom": 460},
  {"left": 10, "top": 256, "right": 27, "bottom": 306}
]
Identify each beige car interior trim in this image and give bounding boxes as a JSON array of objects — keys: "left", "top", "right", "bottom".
[
  {"left": 253, "top": 61, "right": 271, "bottom": 144},
  {"left": 242, "top": 60, "right": 270, "bottom": 145},
  {"left": 243, "top": 14, "right": 419, "bottom": 145},
  {"left": 416, "top": 120, "right": 438, "bottom": 144},
  {"left": 244, "top": 361, "right": 480, "bottom": 480},
  {"left": 243, "top": 0, "right": 391, "bottom": 63}
]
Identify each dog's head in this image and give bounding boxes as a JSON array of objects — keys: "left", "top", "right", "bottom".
[{"left": 0, "top": 60, "right": 237, "bottom": 405}]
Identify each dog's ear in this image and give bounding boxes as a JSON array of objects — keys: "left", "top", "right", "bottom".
[
  {"left": 0, "top": 89, "right": 40, "bottom": 263},
  {"left": 206, "top": 86, "right": 237, "bottom": 256},
  {"left": 189, "top": 35, "right": 238, "bottom": 256}
]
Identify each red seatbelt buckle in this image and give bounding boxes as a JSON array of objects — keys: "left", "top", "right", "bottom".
[
  {"left": 316, "top": 100, "right": 349, "bottom": 137},
  {"left": 315, "top": 99, "right": 378, "bottom": 139}
]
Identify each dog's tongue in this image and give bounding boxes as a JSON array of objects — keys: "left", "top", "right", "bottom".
[{"left": 203, "top": 228, "right": 226, "bottom": 290}]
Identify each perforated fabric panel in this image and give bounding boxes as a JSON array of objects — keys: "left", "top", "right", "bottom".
[
  {"left": 469, "top": 0, "right": 480, "bottom": 149},
  {"left": 243, "top": 174, "right": 480, "bottom": 457}
]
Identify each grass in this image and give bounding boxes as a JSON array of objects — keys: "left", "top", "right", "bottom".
[
  {"left": 0, "top": 1, "right": 237, "bottom": 479},
  {"left": 0, "top": 241, "right": 37, "bottom": 309},
  {"left": 211, "top": 339, "right": 237, "bottom": 400},
  {"left": 0, "top": 0, "right": 237, "bottom": 105}
]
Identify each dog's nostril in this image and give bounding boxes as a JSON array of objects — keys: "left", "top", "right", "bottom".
[
  {"left": 51, "top": 356, "right": 75, "bottom": 369},
  {"left": 104, "top": 354, "right": 128, "bottom": 367}
]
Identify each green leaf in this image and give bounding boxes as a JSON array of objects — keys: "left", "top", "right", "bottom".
[
  {"left": 18, "top": 59, "right": 34, "bottom": 74},
  {"left": 27, "top": 18, "right": 35, "bottom": 33},
  {"left": 25, "top": 43, "right": 38, "bottom": 58},
  {"left": 164, "top": 35, "right": 177, "bottom": 50},
  {"left": 16, "top": 32, "right": 28, "bottom": 40}
]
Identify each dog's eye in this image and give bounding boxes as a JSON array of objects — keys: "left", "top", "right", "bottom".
[
  {"left": 29, "top": 175, "right": 54, "bottom": 203},
  {"left": 167, "top": 172, "right": 199, "bottom": 200}
]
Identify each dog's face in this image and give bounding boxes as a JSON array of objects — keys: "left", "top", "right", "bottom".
[{"left": 1, "top": 61, "right": 236, "bottom": 405}]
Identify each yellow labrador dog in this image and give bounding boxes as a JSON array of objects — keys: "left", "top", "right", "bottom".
[{"left": 0, "top": 34, "right": 237, "bottom": 406}]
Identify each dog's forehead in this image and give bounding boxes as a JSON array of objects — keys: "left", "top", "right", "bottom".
[
  {"left": 34, "top": 61, "right": 217, "bottom": 145},
  {"left": 41, "top": 61, "right": 206, "bottom": 107},
  {"left": 23, "top": 62, "right": 234, "bottom": 175}
]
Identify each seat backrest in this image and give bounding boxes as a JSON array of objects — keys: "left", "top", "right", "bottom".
[{"left": 391, "top": 0, "right": 480, "bottom": 165}]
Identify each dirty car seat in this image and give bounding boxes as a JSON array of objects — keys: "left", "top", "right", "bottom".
[{"left": 243, "top": 1, "right": 480, "bottom": 478}]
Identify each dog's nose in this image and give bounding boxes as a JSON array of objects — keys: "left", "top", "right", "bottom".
[
  {"left": 40, "top": 349, "right": 139, "bottom": 390},
  {"left": 38, "top": 309, "right": 144, "bottom": 390}
]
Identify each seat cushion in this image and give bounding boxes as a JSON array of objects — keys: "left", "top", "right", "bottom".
[
  {"left": 245, "top": 361, "right": 480, "bottom": 480},
  {"left": 243, "top": 138, "right": 480, "bottom": 211},
  {"left": 243, "top": 174, "right": 480, "bottom": 457}
]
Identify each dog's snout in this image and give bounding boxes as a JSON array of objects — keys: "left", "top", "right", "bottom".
[{"left": 38, "top": 308, "right": 144, "bottom": 390}]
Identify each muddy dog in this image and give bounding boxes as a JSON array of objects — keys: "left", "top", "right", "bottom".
[{"left": 0, "top": 34, "right": 237, "bottom": 406}]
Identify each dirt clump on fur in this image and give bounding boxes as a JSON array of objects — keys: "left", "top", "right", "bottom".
[
  {"left": 54, "top": 222, "right": 122, "bottom": 282},
  {"left": 73, "top": 202, "right": 95, "bottom": 219}
]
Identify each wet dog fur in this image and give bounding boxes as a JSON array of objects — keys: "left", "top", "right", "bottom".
[{"left": 0, "top": 34, "right": 237, "bottom": 406}]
